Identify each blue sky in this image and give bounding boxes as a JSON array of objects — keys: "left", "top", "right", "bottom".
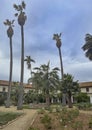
[{"left": 0, "top": 0, "right": 92, "bottom": 83}]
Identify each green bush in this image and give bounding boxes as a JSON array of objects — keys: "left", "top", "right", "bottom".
[
  {"left": 41, "top": 114, "right": 52, "bottom": 129},
  {"left": 88, "top": 118, "right": 92, "bottom": 128},
  {"left": 28, "top": 127, "right": 40, "bottom": 130},
  {"left": 71, "top": 121, "right": 83, "bottom": 130},
  {"left": 75, "top": 93, "right": 90, "bottom": 103},
  {"left": 38, "top": 108, "right": 46, "bottom": 114},
  {"left": 74, "top": 103, "right": 92, "bottom": 110}
]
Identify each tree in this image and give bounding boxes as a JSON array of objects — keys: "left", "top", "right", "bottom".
[
  {"left": 30, "top": 62, "right": 60, "bottom": 106},
  {"left": 4, "top": 19, "right": 14, "bottom": 107},
  {"left": 24, "top": 56, "right": 35, "bottom": 79},
  {"left": 62, "top": 73, "right": 79, "bottom": 108},
  {"left": 13, "top": 1, "right": 27, "bottom": 109},
  {"left": 82, "top": 34, "right": 92, "bottom": 60},
  {"left": 53, "top": 33, "right": 66, "bottom": 105}
]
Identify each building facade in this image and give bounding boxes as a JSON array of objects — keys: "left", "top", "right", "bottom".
[{"left": 79, "top": 82, "right": 92, "bottom": 103}]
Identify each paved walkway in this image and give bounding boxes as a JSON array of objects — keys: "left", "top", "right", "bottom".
[{"left": 0, "top": 106, "right": 37, "bottom": 130}]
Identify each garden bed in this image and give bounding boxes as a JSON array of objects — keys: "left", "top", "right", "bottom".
[
  {"left": 29, "top": 108, "right": 92, "bottom": 130},
  {"left": 0, "top": 111, "right": 23, "bottom": 128}
]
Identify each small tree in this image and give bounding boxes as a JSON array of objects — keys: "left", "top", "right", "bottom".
[{"left": 62, "top": 73, "right": 80, "bottom": 108}]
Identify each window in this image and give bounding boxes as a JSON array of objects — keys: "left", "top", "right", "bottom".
[
  {"left": 86, "top": 87, "right": 89, "bottom": 92},
  {"left": 2, "top": 87, "right": 6, "bottom": 92}
]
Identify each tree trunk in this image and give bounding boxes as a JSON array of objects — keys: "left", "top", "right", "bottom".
[
  {"left": 58, "top": 48, "right": 64, "bottom": 80},
  {"left": 6, "top": 37, "right": 13, "bottom": 108},
  {"left": 17, "top": 25, "right": 24, "bottom": 110},
  {"left": 68, "top": 92, "right": 73, "bottom": 108},
  {"left": 46, "top": 94, "right": 50, "bottom": 106},
  {"left": 58, "top": 48, "right": 66, "bottom": 106},
  {"left": 46, "top": 89, "right": 50, "bottom": 107}
]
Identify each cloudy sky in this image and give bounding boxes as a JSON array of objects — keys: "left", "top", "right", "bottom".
[{"left": 0, "top": 0, "right": 92, "bottom": 83}]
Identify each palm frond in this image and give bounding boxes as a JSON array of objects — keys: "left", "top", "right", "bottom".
[
  {"left": 19, "top": 5, "right": 22, "bottom": 11},
  {"left": 3, "top": 21, "right": 7, "bottom": 25},
  {"left": 31, "top": 59, "right": 35, "bottom": 63},
  {"left": 13, "top": 4, "right": 19, "bottom": 10},
  {"left": 15, "top": 13, "right": 18, "bottom": 17},
  {"left": 85, "top": 48, "right": 92, "bottom": 60},
  {"left": 12, "top": 20, "right": 15, "bottom": 24},
  {"left": 22, "top": 1, "right": 26, "bottom": 9},
  {"left": 53, "top": 67, "right": 60, "bottom": 71}
]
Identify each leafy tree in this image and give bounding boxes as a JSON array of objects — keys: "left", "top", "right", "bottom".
[
  {"left": 53, "top": 33, "right": 66, "bottom": 105},
  {"left": 4, "top": 19, "right": 14, "bottom": 107},
  {"left": 62, "top": 73, "right": 80, "bottom": 108},
  {"left": 13, "top": 1, "right": 27, "bottom": 109},
  {"left": 24, "top": 56, "right": 35, "bottom": 78},
  {"left": 82, "top": 34, "right": 92, "bottom": 60}
]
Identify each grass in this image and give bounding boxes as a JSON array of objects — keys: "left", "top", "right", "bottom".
[{"left": 0, "top": 111, "right": 23, "bottom": 126}]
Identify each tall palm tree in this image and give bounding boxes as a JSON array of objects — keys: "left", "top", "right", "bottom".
[
  {"left": 13, "top": 1, "right": 27, "bottom": 109},
  {"left": 53, "top": 33, "right": 66, "bottom": 105},
  {"left": 82, "top": 33, "right": 92, "bottom": 60},
  {"left": 24, "top": 56, "right": 35, "bottom": 79},
  {"left": 4, "top": 19, "right": 14, "bottom": 107}
]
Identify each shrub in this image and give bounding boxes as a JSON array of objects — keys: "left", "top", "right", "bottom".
[
  {"left": 38, "top": 108, "right": 46, "bottom": 114},
  {"left": 41, "top": 114, "right": 52, "bottom": 129},
  {"left": 75, "top": 93, "right": 90, "bottom": 103},
  {"left": 59, "top": 108, "right": 79, "bottom": 126},
  {"left": 71, "top": 121, "right": 83, "bottom": 130},
  {"left": 28, "top": 127, "right": 40, "bottom": 130},
  {"left": 88, "top": 118, "right": 92, "bottom": 128},
  {"left": 75, "top": 103, "right": 92, "bottom": 110}
]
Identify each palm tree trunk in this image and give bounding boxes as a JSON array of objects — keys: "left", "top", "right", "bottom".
[
  {"left": 6, "top": 37, "right": 13, "bottom": 108},
  {"left": 17, "top": 25, "right": 24, "bottom": 110},
  {"left": 58, "top": 48, "right": 66, "bottom": 106},
  {"left": 68, "top": 92, "right": 73, "bottom": 108},
  {"left": 46, "top": 89, "right": 50, "bottom": 107},
  {"left": 58, "top": 48, "right": 64, "bottom": 79}
]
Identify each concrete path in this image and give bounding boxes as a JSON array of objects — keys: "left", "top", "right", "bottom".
[{"left": 0, "top": 106, "right": 37, "bottom": 130}]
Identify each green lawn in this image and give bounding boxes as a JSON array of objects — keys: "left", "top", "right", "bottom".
[{"left": 0, "top": 111, "right": 23, "bottom": 126}]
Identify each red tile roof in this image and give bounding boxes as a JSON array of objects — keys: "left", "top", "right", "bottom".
[{"left": 0, "top": 80, "right": 32, "bottom": 89}]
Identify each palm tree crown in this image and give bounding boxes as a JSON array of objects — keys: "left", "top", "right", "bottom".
[
  {"left": 4, "top": 19, "right": 14, "bottom": 38},
  {"left": 53, "top": 33, "right": 62, "bottom": 48},
  {"left": 13, "top": 1, "right": 27, "bottom": 26},
  {"left": 82, "top": 33, "right": 92, "bottom": 60},
  {"left": 24, "top": 56, "right": 35, "bottom": 70}
]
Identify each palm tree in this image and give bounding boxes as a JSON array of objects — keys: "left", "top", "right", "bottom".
[
  {"left": 4, "top": 19, "right": 14, "bottom": 107},
  {"left": 53, "top": 33, "right": 64, "bottom": 79},
  {"left": 31, "top": 62, "right": 60, "bottom": 106},
  {"left": 24, "top": 56, "right": 35, "bottom": 79},
  {"left": 82, "top": 33, "right": 92, "bottom": 60},
  {"left": 62, "top": 73, "right": 79, "bottom": 108},
  {"left": 13, "top": 1, "right": 27, "bottom": 109},
  {"left": 53, "top": 33, "right": 66, "bottom": 105}
]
